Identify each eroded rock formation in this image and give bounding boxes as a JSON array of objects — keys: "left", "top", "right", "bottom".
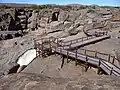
[{"left": 0, "top": 73, "right": 120, "bottom": 90}]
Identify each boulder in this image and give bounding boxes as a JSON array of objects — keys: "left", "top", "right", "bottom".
[
  {"left": 47, "top": 21, "right": 64, "bottom": 33},
  {"left": 86, "top": 9, "right": 99, "bottom": 19},
  {"left": 98, "top": 8, "right": 111, "bottom": 15},
  {"left": 0, "top": 36, "right": 35, "bottom": 77},
  {"left": 112, "top": 13, "right": 120, "bottom": 21},
  {"left": 64, "top": 21, "right": 73, "bottom": 30},
  {"left": 58, "top": 11, "right": 69, "bottom": 21},
  {"left": 111, "top": 21, "right": 120, "bottom": 28},
  {"left": 67, "top": 23, "right": 81, "bottom": 35}
]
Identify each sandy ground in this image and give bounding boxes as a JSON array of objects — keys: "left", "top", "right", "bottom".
[
  {"left": 82, "top": 29, "right": 120, "bottom": 55},
  {"left": 23, "top": 55, "right": 96, "bottom": 79}
]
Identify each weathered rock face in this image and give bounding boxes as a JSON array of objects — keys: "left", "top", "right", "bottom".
[
  {"left": 0, "top": 6, "right": 120, "bottom": 40},
  {"left": 36, "top": 7, "right": 120, "bottom": 36},
  {"left": 0, "top": 8, "right": 15, "bottom": 31},
  {"left": 0, "top": 34, "right": 35, "bottom": 77},
  {"left": 0, "top": 8, "right": 36, "bottom": 40},
  {"left": 0, "top": 73, "right": 120, "bottom": 90},
  {"left": 0, "top": 5, "right": 120, "bottom": 77},
  {"left": 28, "top": 10, "right": 38, "bottom": 31}
]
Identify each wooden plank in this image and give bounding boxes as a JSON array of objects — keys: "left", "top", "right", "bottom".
[
  {"left": 55, "top": 48, "right": 120, "bottom": 76},
  {"left": 63, "top": 35, "right": 110, "bottom": 50},
  {"left": 45, "top": 35, "right": 120, "bottom": 76}
]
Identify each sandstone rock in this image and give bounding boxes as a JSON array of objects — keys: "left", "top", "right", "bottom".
[
  {"left": 111, "top": 21, "right": 120, "bottom": 28},
  {"left": 58, "top": 11, "right": 69, "bottom": 21},
  {"left": 76, "top": 25, "right": 84, "bottom": 32},
  {"left": 84, "top": 23, "right": 93, "bottom": 31},
  {"left": 28, "top": 10, "right": 38, "bottom": 30},
  {"left": 0, "top": 35, "right": 35, "bottom": 77},
  {"left": 93, "top": 22, "right": 104, "bottom": 29},
  {"left": 112, "top": 13, "right": 120, "bottom": 21},
  {"left": 86, "top": 9, "right": 99, "bottom": 19},
  {"left": 47, "top": 21, "right": 64, "bottom": 33},
  {"left": 64, "top": 21, "right": 73, "bottom": 30},
  {"left": 67, "top": 23, "right": 81, "bottom": 35},
  {"left": 98, "top": 8, "right": 111, "bottom": 15},
  {"left": 0, "top": 73, "right": 120, "bottom": 90},
  {"left": 67, "top": 10, "right": 81, "bottom": 22},
  {"left": 102, "top": 14, "right": 112, "bottom": 19}
]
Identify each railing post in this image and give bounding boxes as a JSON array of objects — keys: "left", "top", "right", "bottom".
[
  {"left": 85, "top": 56, "right": 89, "bottom": 72},
  {"left": 69, "top": 40, "right": 72, "bottom": 49},
  {"left": 112, "top": 56, "right": 115, "bottom": 64},
  {"left": 86, "top": 55, "right": 88, "bottom": 62},
  {"left": 67, "top": 50, "right": 69, "bottom": 63},
  {"left": 60, "top": 47, "right": 62, "bottom": 57},
  {"left": 85, "top": 50, "right": 88, "bottom": 62},
  {"left": 108, "top": 54, "right": 111, "bottom": 62},
  {"left": 99, "top": 59, "right": 101, "bottom": 66},
  {"left": 110, "top": 67, "right": 113, "bottom": 75},
  {"left": 75, "top": 48, "right": 78, "bottom": 66},
  {"left": 95, "top": 51, "right": 97, "bottom": 57},
  {"left": 61, "top": 55, "right": 64, "bottom": 68},
  {"left": 85, "top": 49, "right": 87, "bottom": 55}
]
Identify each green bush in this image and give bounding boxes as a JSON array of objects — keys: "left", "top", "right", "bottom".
[
  {"left": 24, "top": 4, "right": 72, "bottom": 10},
  {"left": 79, "top": 5, "right": 88, "bottom": 9},
  {"left": 0, "top": 5, "right": 11, "bottom": 9}
]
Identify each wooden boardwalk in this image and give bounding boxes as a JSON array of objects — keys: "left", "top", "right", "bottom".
[
  {"left": 53, "top": 48, "right": 120, "bottom": 76},
  {"left": 61, "top": 35, "right": 110, "bottom": 49},
  {"left": 34, "top": 33, "right": 120, "bottom": 76}
]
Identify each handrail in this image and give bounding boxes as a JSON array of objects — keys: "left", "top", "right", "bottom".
[
  {"left": 34, "top": 32, "right": 120, "bottom": 76},
  {"left": 60, "top": 48, "right": 120, "bottom": 76},
  {"left": 100, "top": 60, "right": 120, "bottom": 76},
  {"left": 71, "top": 48, "right": 120, "bottom": 76},
  {"left": 62, "top": 31, "right": 108, "bottom": 46},
  {"left": 62, "top": 36, "right": 96, "bottom": 46}
]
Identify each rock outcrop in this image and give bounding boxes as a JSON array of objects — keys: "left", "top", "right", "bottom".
[
  {"left": 36, "top": 7, "right": 120, "bottom": 36},
  {"left": 0, "top": 73, "right": 120, "bottom": 90},
  {"left": 0, "top": 4, "right": 120, "bottom": 77},
  {"left": 0, "top": 6, "right": 120, "bottom": 40},
  {"left": 0, "top": 8, "right": 37, "bottom": 40},
  {"left": 0, "top": 34, "right": 35, "bottom": 77}
]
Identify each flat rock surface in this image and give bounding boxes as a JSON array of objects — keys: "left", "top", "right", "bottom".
[
  {"left": 0, "top": 73, "right": 120, "bottom": 90},
  {"left": 83, "top": 28, "right": 120, "bottom": 55},
  {"left": 23, "top": 55, "right": 96, "bottom": 79}
]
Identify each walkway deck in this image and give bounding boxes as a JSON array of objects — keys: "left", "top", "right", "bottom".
[
  {"left": 53, "top": 48, "right": 120, "bottom": 76},
  {"left": 61, "top": 35, "right": 110, "bottom": 49},
  {"left": 34, "top": 33, "right": 120, "bottom": 76}
]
